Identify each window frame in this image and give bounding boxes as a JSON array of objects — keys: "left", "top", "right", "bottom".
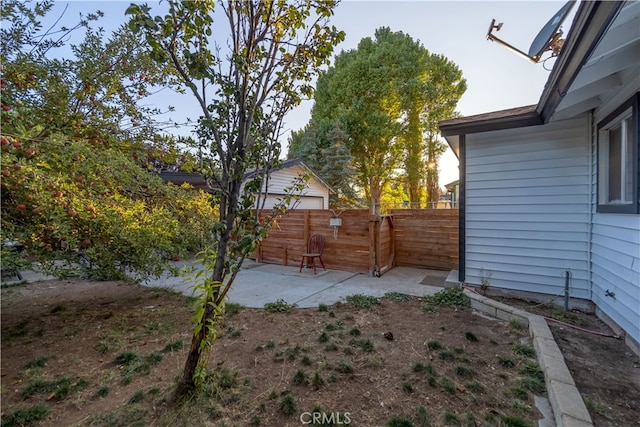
[{"left": 596, "top": 93, "right": 639, "bottom": 214}]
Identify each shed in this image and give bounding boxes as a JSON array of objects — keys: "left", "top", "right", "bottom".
[
  {"left": 439, "top": 1, "right": 639, "bottom": 352},
  {"left": 159, "top": 158, "right": 332, "bottom": 210}
]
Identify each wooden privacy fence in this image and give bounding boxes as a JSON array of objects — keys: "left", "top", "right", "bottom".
[{"left": 253, "top": 209, "right": 458, "bottom": 276}]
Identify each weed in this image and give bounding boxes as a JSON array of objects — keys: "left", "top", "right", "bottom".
[
  {"left": 509, "top": 319, "right": 524, "bottom": 331},
  {"left": 512, "top": 343, "right": 536, "bottom": 358},
  {"left": 0, "top": 404, "right": 49, "bottom": 426},
  {"left": 24, "top": 355, "right": 49, "bottom": 370},
  {"left": 412, "top": 362, "right": 427, "bottom": 373},
  {"left": 415, "top": 406, "right": 430, "bottom": 427},
  {"left": 148, "top": 386, "right": 160, "bottom": 395},
  {"left": 427, "top": 340, "right": 442, "bottom": 350},
  {"left": 318, "top": 303, "right": 329, "bottom": 312},
  {"left": 114, "top": 352, "right": 150, "bottom": 377},
  {"left": 128, "top": 390, "right": 145, "bottom": 404},
  {"left": 512, "top": 400, "right": 532, "bottom": 413},
  {"left": 441, "top": 377, "right": 456, "bottom": 394},
  {"left": 520, "top": 376, "right": 546, "bottom": 394},
  {"left": 249, "top": 414, "right": 261, "bottom": 426},
  {"left": 466, "top": 381, "right": 485, "bottom": 393},
  {"left": 519, "top": 364, "right": 544, "bottom": 382},
  {"left": 279, "top": 395, "right": 297, "bottom": 416},
  {"left": 301, "top": 355, "right": 312, "bottom": 366},
  {"left": 584, "top": 396, "right": 614, "bottom": 420},
  {"left": 312, "top": 371, "right": 325, "bottom": 388},
  {"left": 508, "top": 386, "right": 529, "bottom": 400},
  {"left": 349, "top": 327, "right": 361, "bottom": 336},
  {"left": 336, "top": 360, "right": 354, "bottom": 374},
  {"left": 162, "top": 339, "right": 184, "bottom": 353},
  {"left": 501, "top": 415, "right": 532, "bottom": 427},
  {"left": 85, "top": 406, "right": 146, "bottom": 426},
  {"left": 454, "top": 365, "right": 476, "bottom": 377},
  {"left": 387, "top": 417, "right": 414, "bottom": 427},
  {"left": 225, "top": 302, "right": 244, "bottom": 315},
  {"left": 147, "top": 352, "right": 163, "bottom": 366},
  {"left": 318, "top": 332, "right": 330, "bottom": 343},
  {"left": 8, "top": 319, "right": 30, "bottom": 338},
  {"left": 498, "top": 356, "right": 516, "bottom": 368},
  {"left": 226, "top": 327, "right": 242, "bottom": 337},
  {"left": 438, "top": 350, "right": 455, "bottom": 361},
  {"left": 327, "top": 373, "right": 337, "bottom": 382},
  {"left": 385, "top": 292, "right": 413, "bottom": 301},
  {"left": 50, "top": 304, "right": 67, "bottom": 314},
  {"left": 329, "top": 311, "right": 336, "bottom": 317},
  {"left": 264, "top": 299, "right": 296, "bottom": 313},
  {"left": 266, "top": 339, "right": 276, "bottom": 348},
  {"left": 325, "top": 343, "right": 338, "bottom": 351},
  {"left": 325, "top": 321, "right": 345, "bottom": 331},
  {"left": 22, "top": 376, "right": 88, "bottom": 400},
  {"left": 427, "top": 375, "right": 437, "bottom": 386},
  {"left": 346, "top": 294, "right": 380, "bottom": 308},
  {"left": 422, "top": 288, "right": 469, "bottom": 312},
  {"left": 292, "top": 369, "right": 309, "bottom": 386},
  {"left": 443, "top": 411, "right": 460, "bottom": 425},
  {"left": 350, "top": 338, "right": 374, "bottom": 352},
  {"left": 343, "top": 347, "right": 353, "bottom": 355},
  {"left": 92, "top": 385, "right": 110, "bottom": 399},
  {"left": 255, "top": 344, "right": 265, "bottom": 352},
  {"left": 464, "top": 331, "right": 478, "bottom": 342},
  {"left": 285, "top": 345, "right": 302, "bottom": 361},
  {"left": 402, "top": 382, "right": 414, "bottom": 393}
]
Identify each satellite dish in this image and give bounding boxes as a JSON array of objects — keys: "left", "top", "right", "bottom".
[
  {"left": 486, "top": 0, "right": 576, "bottom": 64},
  {"left": 528, "top": 1, "right": 575, "bottom": 60}
]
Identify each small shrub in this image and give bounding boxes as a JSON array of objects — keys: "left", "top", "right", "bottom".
[
  {"left": 464, "top": 331, "right": 478, "bottom": 342},
  {"left": 312, "top": 371, "right": 324, "bottom": 388},
  {"left": 454, "top": 365, "right": 476, "bottom": 378},
  {"left": 292, "top": 369, "right": 309, "bottom": 386},
  {"left": 402, "top": 382, "right": 414, "bottom": 393},
  {"left": 278, "top": 395, "right": 297, "bottom": 416},
  {"left": 337, "top": 360, "right": 353, "bottom": 374},
  {"left": 264, "top": 299, "right": 295, "bottom": 313},
  {"left": 422, "top": 288, "right": 469, "bottom": 312},
  {"left": 346, "top": 294, "right": 380, "bottom": 308},
  {"left": 318, "top": 303, "right": 329, "bottom": 312},
  {"left": 427, "top": 340, "right": 442, "bottom": 350}
]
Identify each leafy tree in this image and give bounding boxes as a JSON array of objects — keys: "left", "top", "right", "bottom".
[
  {"left": 288, "top": 119, "right": 357, "bottom": 207},
  {"left": 126, "top": 0, "right": 344, "bottom": 398},
  {"left": 296, "top": 27, "right": 466, "bottom": 212},
  {"left": 1, "top": 1, "right": 215, "bottom": 279}
]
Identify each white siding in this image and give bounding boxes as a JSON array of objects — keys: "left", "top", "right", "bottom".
[
  {"left": 254, "top": 164, "right": 329, "bottom": 209},
  {"left": 465, "top": 116, "right": 591, "bottom": 298},
  {"left": 590, "top": 80, "right": 640, "bottom": 345}
]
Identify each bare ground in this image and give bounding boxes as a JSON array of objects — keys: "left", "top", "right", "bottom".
[{"left": 1, "top": 278, "right": 638, "bottom": 426}]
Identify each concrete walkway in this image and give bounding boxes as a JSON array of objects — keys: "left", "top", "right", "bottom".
[{"left": 140, "top": 259, "right": 448, "bottom": 308}]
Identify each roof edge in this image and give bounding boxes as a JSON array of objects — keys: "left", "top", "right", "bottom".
[{"left": 439, "top": 105, "right": 541, "bottom": 137}]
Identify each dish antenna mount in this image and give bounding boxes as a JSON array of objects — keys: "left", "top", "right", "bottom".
[{"left": 486, "top": 1, "right": 575, "bottom": 63}]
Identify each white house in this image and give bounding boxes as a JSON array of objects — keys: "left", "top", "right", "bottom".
[
  {"left": 160, "top": 158, "right": 332, "bottom": 210},
  {"left": 439, "top": 1, "right": 639, "bottom": 352}
]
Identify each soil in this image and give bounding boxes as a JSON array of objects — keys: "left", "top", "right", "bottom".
[{"left": 1, "top": 279, "right": 638, "bottom": 427}]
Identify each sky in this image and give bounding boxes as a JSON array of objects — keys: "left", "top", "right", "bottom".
[{"left": 46, "top": 0, "right": 577, "bottom": 187}]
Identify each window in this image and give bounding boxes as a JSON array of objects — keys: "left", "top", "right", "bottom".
[{"left": 597, "top": 93, "right": 639, "bottom": 214}]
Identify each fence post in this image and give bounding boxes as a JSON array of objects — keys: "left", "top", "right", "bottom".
[
  {"left": 368, "top": 215, "right": 379, "bottom": 276},
  {"left": 303, "top": 210, "right": 310, "bottom": 251}
]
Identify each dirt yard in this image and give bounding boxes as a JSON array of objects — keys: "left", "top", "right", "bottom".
[{"left": 1, "top": 278, "right": 638, "bottom": 426}]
